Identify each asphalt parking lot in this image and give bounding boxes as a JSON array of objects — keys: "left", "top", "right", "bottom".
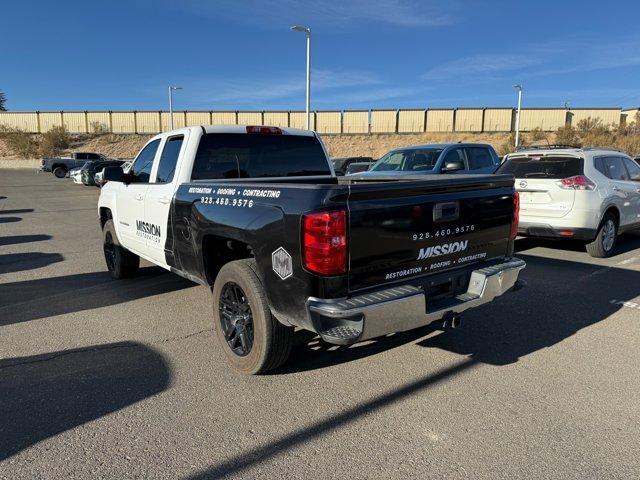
[{"left": 1, "top": 168, "right": 640, "bottom": 479}]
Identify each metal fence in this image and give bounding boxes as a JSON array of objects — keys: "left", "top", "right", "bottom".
[{"left": 0, "top": 108, "right": 626, "bottom": 135}]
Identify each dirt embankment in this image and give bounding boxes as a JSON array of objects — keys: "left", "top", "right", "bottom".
[{"left": 0, "top": 132, "right": 513, "bottom": 165}]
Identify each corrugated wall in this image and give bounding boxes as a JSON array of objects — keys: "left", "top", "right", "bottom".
[
  {"left": 137, "top": 111, "right": 161, "bottom": 133},
  {"left": 371, "top": 110, "right": 396, "bottom": 133},
  {"left": 62, "top": 112, "right": 87, "bottom": 133},
  {"left": 39, "top": 112, "right": 63, "bottom": 132},
  {"left": 86, "top": 112, "right": 110, "bottom": 132},
  {"left": 160, "top": 112, "right": 186, "bottom": 131},
  {"left": 0, "top": 112, "right": 39, "bottom": 132},
  {"left": 289, "top": 112, "right": 315, "bottom": 130},
  {"left": 484, "top": 109, "right": 513, "bottom": 132},
  {"left": 398, "top": 110, "right": 425, "bottom": 133},
  {"left": 185, "top": 111, "right": 211, "bottom": 127},
  {"left": 519, "top": 109, "right": 566, "bottom": 131},
  {"left": 315, "top": 111, "right": 341, "bottom": 134},
  {"left": 237, "top": 111, "right": 262, "bottom": 125},
  {"left": 211, "top": 112, "right": 237, "bottom": 125},
  {"left": 569, "top": 109, "right": 621, "bottom": 127},
  {"left": 343, "top": 111, "right": 369, "bottom": 134},
  {"left": 455, "top": 109, "right": 483, "bottom": 132},
  {"left": 426, "top": 109, "right": 454, "bottom": 132},
  {"left": 111, "top": 112, "right": 136, "bottom": 133},
  {"left": 623, "top": 109, "right": 640, "bottom": 124},
  {"left": 263, "top": 111, "right": 289, "bottom": 127}
]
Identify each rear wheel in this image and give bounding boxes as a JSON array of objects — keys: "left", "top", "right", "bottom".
[
  {"left": 586, "top": 213, "right": 618, "bottom": 258},
  {"left": 53, "top": 166, "right": 67, "bottom": 178},
  {"left": 212, "top": 259, "right": 293, "bottom": 375},
  {"left": 102, "top": 219, "right": 139, "bottom": 278}
]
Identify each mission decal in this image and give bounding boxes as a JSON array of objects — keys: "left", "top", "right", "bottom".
[{"left": 136, "top": 220, "right": 162, "bottom": 243}]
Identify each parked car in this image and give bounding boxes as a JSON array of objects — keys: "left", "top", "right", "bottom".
[
  {"left": 360, "top": 143, "right": 501, "bottom": 176},
  {"left": 69, "top": 165, "right": 87, "bottom": 184},
  {"left": 95, "top": 161, "right": 131, "bottom": 187},
  {"left": 332, "top": 156, "right": 374, "bottom": 175},
  {"left": 498, "top": 146, "right": 640, "bottom": 257},
  {"left": 345, "top": 161, "right": 373, "bottom": 175},
  {"left": 81, "top": 159, "right": 128, "bottom": 186},
  {"left": 98, "top": 125, "right": 524, "bottom": 374},
  {"left": 40, "top": 152, "right": 108, "bottom": 178},
  {"left": 633, "top": 156, "right": 640, "bottom": 166}
]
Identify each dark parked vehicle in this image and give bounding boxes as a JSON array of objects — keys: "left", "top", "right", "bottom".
[
  {"left": 345, "top": 161, "right": 373, "bottom": 175},
  {"left": 332, "top": 156, "right": 374, "bottom": 175},
  {"left": 99, "top": 126, "right": 524, "bottom": 374},
  {"left": 361, "top": 143, "right": 501, "bottom": 176},
  {"left": 81, "top": 159, "right": 127, "bottom": 186},
  {"left": 41, "top": 152, "right": 107, "bottom": 178}
]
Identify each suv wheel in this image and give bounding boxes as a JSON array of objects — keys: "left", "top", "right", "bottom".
[
  {"left": 212, "top": 259, "right": 293, "bottom": 375},
  {"left": 586, "top": 213, "right": 618, "bottom": 258},
  {"left": 102, "top": 219, "right": 140, "bottom": 278},
  {"left": 53, "top": 166, "right": 67, "bottom": 178}
]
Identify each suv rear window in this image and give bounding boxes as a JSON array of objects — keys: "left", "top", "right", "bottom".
[
  {"left": 192, "top": 133, "right": 331, "bottom": 179},
  {"left": 496, "top": 156, "right": 583, "bottom": 179}
]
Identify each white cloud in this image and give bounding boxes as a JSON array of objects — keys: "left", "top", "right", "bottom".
[{"left": 422, "top": 54, "right": 543, "bottom": 81}]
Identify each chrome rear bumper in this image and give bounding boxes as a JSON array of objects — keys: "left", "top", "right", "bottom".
[{"left": 307, "top": 258, "right": 526, "bottom": 345}]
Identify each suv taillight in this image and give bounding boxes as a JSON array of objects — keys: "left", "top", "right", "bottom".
[
  {"left": 510, "top": 192, "right": 519, "bottom": 240},
  {"left": 302, "top": 210, "right": 347, "bottom": 276},
  {"left": 558, "top": 175, "right": 595, "bottom": 190}
]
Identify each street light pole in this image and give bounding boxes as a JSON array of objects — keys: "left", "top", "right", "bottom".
[
  {"left": 168, "top": 86, "right": 182, "bottom": 130},
  {"left": 291, "top": 25, "right": 311, "bottom": 130},
  {"left": 513, "top": 84, "right": 523, "bottom": 148}
]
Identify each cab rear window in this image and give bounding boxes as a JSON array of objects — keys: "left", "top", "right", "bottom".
[
  {"left": 496, "top": 156, "right": 583, "bottom": 179},
  {"left": 192, "top": 133, "right": 331, "bottom": 179}
]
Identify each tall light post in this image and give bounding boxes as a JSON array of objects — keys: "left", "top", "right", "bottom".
[
  {"left": 513, "top": 84, "right": 523, "bottom": 148},
  {"left": 291, "top": 25, "right": 311, "bottom": 130},
  {"left": 168, "top": 85, "right": 182, "bottom": 130}
]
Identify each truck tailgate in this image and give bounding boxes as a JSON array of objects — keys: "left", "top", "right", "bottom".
[{"left": 345, "top": 174, "right": 515, "bottom": 292}]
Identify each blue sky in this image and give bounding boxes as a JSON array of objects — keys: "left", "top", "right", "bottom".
[{"left": 2, "top": 0, "right": 640, "bottom": 111}]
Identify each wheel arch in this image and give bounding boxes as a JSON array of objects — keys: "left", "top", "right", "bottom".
[{"left": 201, "top": 234, "right": 256, "bottom": 287}]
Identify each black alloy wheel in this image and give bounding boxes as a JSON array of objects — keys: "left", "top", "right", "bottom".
[
  {"left": 218, "top": 282, "right": 254, "bottom": 357},
  {"left": 103, "top": 230, "right": 117, "bottom": 272}
]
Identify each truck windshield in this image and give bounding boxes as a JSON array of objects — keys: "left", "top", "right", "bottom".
[
  {"left": 191, "top": 133, "right": 331, "bottom": 179},
  {"left": 370, "top": 148, "right": 443, "bottom": 172},
  {"left": 496, "top": 156, "right": 583, "bottom": 179}
]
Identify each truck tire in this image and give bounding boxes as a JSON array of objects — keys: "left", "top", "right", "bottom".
[
  {"left": 586, "top": 213, "right": 618, "bottom": 258},
  {"left": 53, "top": 166, "right": 67, "bottom": 178},
  {"left": 212, "top": 259, "right": 293, "bottom": 375},
  {"left": 102, "top": 219, "right": 140, "bottom": 279}
]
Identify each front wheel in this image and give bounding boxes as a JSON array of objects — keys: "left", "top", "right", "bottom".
[
  {"left": 53, "top": 166, "right": 67, "bottom": 178},
  {"left": 102, "top": 219, "right": 140, "bottom": 279},
  {"left": 586, "top": 213, "right": 618, "bottom": 258},
  {"left": 212, "top": 259, "right": 293, "bottom": 375}
]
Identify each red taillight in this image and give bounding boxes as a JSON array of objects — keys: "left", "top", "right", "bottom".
[
  {"left": 246, "top": 126, "right": 282, "bottom": 135},
  {"left": 510, "top": 192, "right": 519, "bottom": 240},
  {"left": 302, "top": 210, "right": 347, "bottom": 276},
  {"left": 558, "top": 175, "right": 595, "bottom": 190}
]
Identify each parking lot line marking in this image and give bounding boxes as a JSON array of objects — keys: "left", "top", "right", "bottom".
[{"left": 579, "top": 255, "right": 640, "bottom": 281}]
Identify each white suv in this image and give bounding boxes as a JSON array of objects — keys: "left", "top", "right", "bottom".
[{"left": 498, "top": 147, "right": 640, "bottom": 257}]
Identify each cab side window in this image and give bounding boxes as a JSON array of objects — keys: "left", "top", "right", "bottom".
[
  {"left": 130, "top": 139, "right": 161, "bottom": 183},
  {"left": 442, "top": 148, "right": 466, "bottom": 167},
  {"left": 155, "top": 136, "right": 184, "bottom": 184},
  {"left": 622, "top": 157, "right": 640, "bottom": 181},
  {"left": 466, "top": 147, "right": 495, "bottom": 170}
]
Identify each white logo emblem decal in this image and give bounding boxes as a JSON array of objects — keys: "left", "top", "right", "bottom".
[
  {"left": 519, "top": 180, "right": 528, "bottom": 188},
  {"left": 272, "top": 247, "right": 293, "bottom": 280}
]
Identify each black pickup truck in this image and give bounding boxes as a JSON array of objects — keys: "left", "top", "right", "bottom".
[{"left": 99, "top": 125, "right": 524, "bottom": 374}]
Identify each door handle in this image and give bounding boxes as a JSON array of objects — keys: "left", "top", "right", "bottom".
[
  {"left": 135, "top": 193, "right": 144, "bottom": 201},
  {"left": 612, "top": 186, "right": 622, "bottom": 192},
  {"left": 159, "top": 196, "right": 171, "bottom": 205}
]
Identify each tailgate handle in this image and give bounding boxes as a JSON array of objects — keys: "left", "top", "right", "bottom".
[{"left": 433, "top": 202, "right": 459, "bottom": 223}]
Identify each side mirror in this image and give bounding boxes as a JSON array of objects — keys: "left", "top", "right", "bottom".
[
  {"left": 102, "top": 166, "right": 127, "bottom": 183},
  {"left": 442, "top": 161, "right": 465, "bottom": 173}
]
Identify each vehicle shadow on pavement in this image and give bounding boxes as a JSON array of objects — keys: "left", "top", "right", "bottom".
[
  {"left": 515, "top": 234, "right": 640, "bottom": 256},
  {"left": 0, "top": 216, "right": 22, "bottom": 224},
  {"left": 418, "top": 253, "right": 640, "bottom": 365},
  {"left": 0, "top": 266, "right": 194, "bottom": 326},
  {"left": 0, "top": 234, "right": 53, "bottom": 246},
  {"left": 0, "top": 208, "right": 34, "bottom": 215},
  {"left": 188, "top": 255, "right": 640, "bottom": 479},
  {"left": 0, "top": 252, "right": 64, "bottom": 275},
  {"left": 0, "top": 341, "right": 171, "bottom": 461}
]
